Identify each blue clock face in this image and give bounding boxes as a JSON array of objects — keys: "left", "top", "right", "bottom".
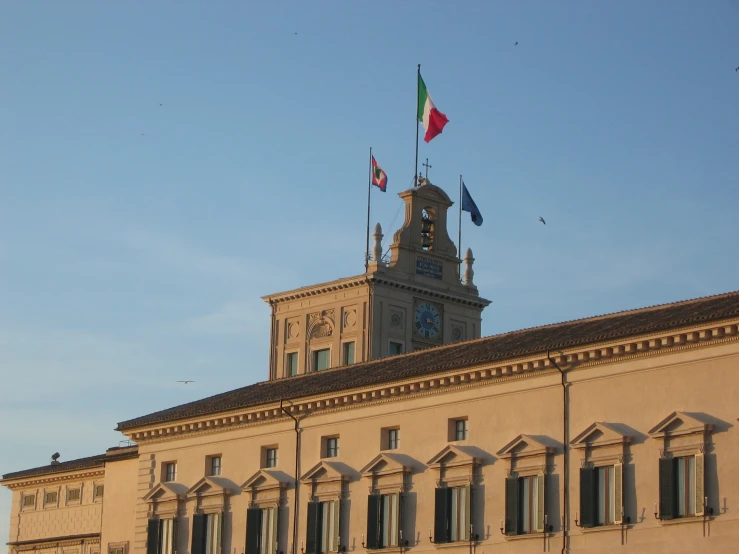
[{"left": 414, "top": 302, "right": 441, "bottom": 339}]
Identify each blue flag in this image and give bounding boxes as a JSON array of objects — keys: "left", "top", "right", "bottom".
[{"left": 461, "top": 182, "right": 483, "bottom": 226}]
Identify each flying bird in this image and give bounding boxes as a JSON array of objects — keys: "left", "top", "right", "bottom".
[
  {"left": 514, "top": 41, "right": 518, "bottom": 46},
  {"left": 177, "top": 380, "right": 195, "bottom": 384},
  {"left": 736, "top": 67, "right": 739, "bottom": 71},
  {"left": 538, "top": 216, "right": 546, "bottom": 225},
  {"left": 159, "top": 103, "right": 163, "bottom": 106}
]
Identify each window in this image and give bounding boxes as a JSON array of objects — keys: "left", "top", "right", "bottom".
[
  {"left": 579, "top": 465, "right": 622, "bottom": 527},
  {"left": 659, "top": 455, "right": 703, "bottom": 519},
  {"left": 164, "top": 462, "right": 177, "bottom": 482},
  {"left": 286, "top": 352, "right": 299, "bottom": 377},
  {"left": 388, "top": 429, "right": 399, "bottom": 450},
  {"left": 388, "top": 342, "right": 403, "bottom": 356},
  {"left": 452, "top": 419, "right": 468, "bottom": 441},
  {"left": 23, "top": 494, "right": 35, "bottom": 508},
  {"left": 313, "top": 349, "right": 331, "bottom": 371},
  {"left": 325, "top": 437, "right": 339, "bottom": 458},
  {"left": 265, "top": 448, "right": 278, "bottom": 468},
  {"left": 44, "top": 491, "right": 58, "bottom": 506},
  {"left": 94, "top": 485, "right": 105, "bottom": 499},
  {"left": 306, "top": 500, "right": 340, "bottom": 553},
  {"left": 67, "top": 488, "right": 81, "bottom": 502},
  {"left": 366, "top": 493, "right": 401, "bottom": 548},
  {"left": 504, "top": 474, "right": 545, "bottom": 535},
  {"left": 209, "top": 456, "right": 222, "bottom": 476},
  {"left": 109, "top": 547, "right": 125, "bottom": 554},
  {"left": 342, "top": 342, "right": 355, "bottom": 365},
  {"left": 191, "top": 513, "right": 221, "bottom": 554},
  {"left": 147, "top": 518, "right": 177, "bottom": 554},
  {"left": 433, "top": 486, "right": 471, "bottom": 543},
  {"left": 246, "top": 507, "right": 278, "bottom": 554}
]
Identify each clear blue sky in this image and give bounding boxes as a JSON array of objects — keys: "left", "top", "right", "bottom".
[{"left": 1, "top": 1, "right": 738, "bottom": 540}]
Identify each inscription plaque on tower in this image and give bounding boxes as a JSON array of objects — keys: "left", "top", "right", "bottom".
[{"left": 416, "top": 256, "right": 443, "bottom": 280}]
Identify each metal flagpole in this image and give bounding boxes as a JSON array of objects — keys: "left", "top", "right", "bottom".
[
  {"left": 414, "top": 64, "right": 420, "bottom": 187},
  {"left": 365, "top": 147, "right": 373, "bottom": 272},
  {"left": 458, "top": 175, "right": 463, "bottom": 281}
]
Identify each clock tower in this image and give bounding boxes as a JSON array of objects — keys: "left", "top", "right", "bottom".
[{"left": 263, "top": 178, "right": 490, "bottom": 380}]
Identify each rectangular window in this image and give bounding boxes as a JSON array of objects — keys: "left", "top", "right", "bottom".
[
  {"left": 286, "top": 352, "right": 299, "bottom": 377},
  {"left": 158, "top": 518, "right": 177, "bottom": 554},
  {"left": 164, "top": 462, "right": 177, "bottom": 482},
  {"left": 110, "top": 548, "right": 125, "bottom": 554},
  {"left": 209, "top": 456, "right": 222, "bottom": 476},
  {"left": 305, "top": 500, "right": 339, "bottom": 554},
  {"left": 519, "top": 476, "right": 539, "bottom": 534},
  {"left": 433, "top": 486, "right": 470, "bottom": 543},
  {"left": 676, "top": 456, "right": 696, "bottom": 517},
  {"left": 342, "top": 342, "right": 355, "bottom": 365},
  {"left": 246, "top": 506, "right": 278, "bottom": 554},
  {"left": 388, "top": 429, "right": 399, "bottom": 450},
  {"left": 67, "top": 488, "right": 81, "bottom": 502},
  {"left": 504, "top": 474, "right": 545, "bottom": 536},
  {"left": 579, "top": 464, "right": 622, "bottom": 527},
  {"left": 455, "top": 419, "right": 468, "bottom": 441},
  {"left": 388, "top": 342, "right": 403, "bottom": 356},
  {"left": 596, "top": 466, "right": 615, "bottom": 525},
  {"left": 94, "top": 485, "right": 105, "bottom": 499},
  {"left": 325, "top": 437, "right": 339, "bottom": 458},
  {"left": 366, "top": 493, "right": 400, "bottom": 549},
  {"left": 313, "top": 349, "right": 331, "bottom": 371},
  {"left": 204, "top": 513, "right": 222, "bottom": 554},
  {"left": 23, "top": 494, "right": 35, "bottom": 507},
  {"left": 45, "top": 491, "right": 58, "bottom": 506},
  {"left": 266, "top": 448, "right": 278, "bottom": 468}
]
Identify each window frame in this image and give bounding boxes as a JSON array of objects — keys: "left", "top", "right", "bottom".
[
  {"left": 66, "top": 486, "right": 82, "bottom": 504},
  {"left": 208, "top": 455, "right": 222, "bottom": 477},
  {"left": 341, "top": 341, "right": 356, "bottom": 366},
  {"left": 323, "top": 436, "right": 340, "bottom": 459},
  {"left": 388, "top": 340, "right": 404, "bottom": 357},
  {"left": 44, "top": 489, "right": 58, "bottom": 508},
  {"left": 22, "top": 493, "right": 36, "bottom": 510},
  {"left": 388, "top": 429, "right": 399, "bottom": 451},
  {"left": 285, "top": 351, "right": 299, "bottom": 377},
  {"left": 266, "top": 448, "right": 278, "bottom": 468},
  {"left": 163, "top": 462, "right": 177, "bottom": 483},
  {"left": 312, "top": 348, "right": 331, "bottom": 372}
]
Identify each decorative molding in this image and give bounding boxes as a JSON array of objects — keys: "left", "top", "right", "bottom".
[
  {"left": 121, "top": 320, "right": 739, "bottom": 444},
  {"left": 571, "top": 422, "right": 632, "bottom": 449},
  {"left": 648, "top": 411, "right": 714, "bottom": 438},
  {"left": 3, "top": 469, "right": 105, "bottom": 490}
]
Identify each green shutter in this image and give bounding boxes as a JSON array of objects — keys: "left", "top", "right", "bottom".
[
  {"left": 579, "top": 467, "right": 596, "bottom": 528},
  {"left": 306, "top": 502, "right": 321, "bottom": 554},
  {"left": 504, "top": 478, "right": 519, "bottom": 536},
  {"left": 191, "top": 514, "right": 207, "bottom": 554},
  {"left": 614, "top": 464, "right": 623, "bottom": 525},
  {"left": 366, "top": 494, "right": 379, "bottom": 549},
  {"left": 695, "top": 454, "right": 705, "bottom": 517},
  {"left": 659, "top": 458, "right": 676, "bottom": 520},
  {"left": 536, "top": 474, "right": 545, "bottom": 532},
  {"left": 146, "top": 519, "right": 159, "bottom": 554},
  {"left": 433, "top": 488, "right": 450, "bottom": 543},
  {"left": 245, "top": 508, "right": 262, "bottom": 554}
]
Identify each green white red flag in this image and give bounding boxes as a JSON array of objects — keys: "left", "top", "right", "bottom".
[
  {"left": 418, "top": 73, "right": 449, "bottom": 142},
  {"left": 371, "top": 156, "right": 387, "bottom": 191}
]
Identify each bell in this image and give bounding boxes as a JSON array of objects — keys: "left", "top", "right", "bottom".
[
  {"left": 421, "top": 217, "right": 434, "bottom": 234},
  {"left": 421, "top": 234, "right": 432, "bottom": 248}
]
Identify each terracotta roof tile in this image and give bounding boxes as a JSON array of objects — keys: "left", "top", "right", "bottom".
[
  {"left": 2, "top": 455, "right": 106, "bottom": 481},
  {"left": 117, "top": 290, "right": 739, "bottom": 432}
]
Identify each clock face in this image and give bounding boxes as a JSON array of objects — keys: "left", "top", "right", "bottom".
[{"left": 414, "top": 302, "right": 442, "bottom": 340}]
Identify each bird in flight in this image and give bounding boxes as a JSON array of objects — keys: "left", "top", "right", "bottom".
[
  {"left": 538, "top": 216, "right": 546, "bottom": 225},
  {"left": 159, "top": 103, "right": 163, "bottom": 106},
  {"left": 177, "top": 380, "right": 195, "bottom": 384},
  {"left": 735, "top": 67, "right": 739, "bottom": 71},
  {"left": 514, "top": 41, "right": 518, "bottom": 46}
]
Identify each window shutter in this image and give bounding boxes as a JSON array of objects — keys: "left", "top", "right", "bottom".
[
  {"left": 659, "top": 458, "right": 675, "bottom": 520},
  {"left": 191, "top": 514, "right": 208, "bottom": 554},
  {"left": 614, "top": 463, "right": 623, "bottom": 525},
  {"left": 270, "top": 508, "right": 279, "bottom": 554},
  {"left": 306, "top": 502, "right": 321, "bottom": 554},
  {"left": 332, "top": 500, "right": 341, "bottom": 552},
  {"left": 536, "top": 474, "right": 545, "bottom": 532},
  {"left": 463, "top": 485, "right": 471, "bottom": 541},
  {"left": 433, "top": 488, "right": 449, "bottom": 543},
  {"left": 694, "top": 454, "right": 705, "bottom": 517},
  {"left": 504, "top": 478, "right": 518, "bottom": 536},
  {"left": 398, "top": 493, "right": 405, "bottom": 546},
  {"left": 366, "top": 495, "right": 379, "bottom": 549},
  {"left": 579, "top": 467, "right": 595, "bottom": 528},
  {"left": 173, "top": 519, "right": 180, "bottom": 554},
  {"left": 147, "top": 519, "right": 159, "bottom": 554},
  {"left": 245, "top": 508, "right": 262, "bottom": 554}
]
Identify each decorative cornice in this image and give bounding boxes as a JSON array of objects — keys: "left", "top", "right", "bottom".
[
  {"left": 9, "top": 533, "right": 100, "bottom": 549},
  {"left": 123, "top": 320, "right": 739, "bottom": 444},
  {"left": 3, "top": 469, "right": 105, "bottom": 490}
]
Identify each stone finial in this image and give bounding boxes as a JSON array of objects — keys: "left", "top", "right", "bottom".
[
  {"left": 372, "top": 223, "right": 384, "bottom": 264},
  {"left": 464, "top": 248, "right": 475, "bottom": 286}
]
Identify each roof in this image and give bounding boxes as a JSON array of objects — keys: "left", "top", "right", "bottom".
[
  {"left": 1, "top": 446, "right": 139, "bottom": 482},
  {"left": 117, "top": 289, "right": 739, "bottom": 432}
]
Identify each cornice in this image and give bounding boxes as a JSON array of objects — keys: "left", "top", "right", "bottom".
[
  {"left": 262, "top": 275, "right": 369, "bottom": 304},
  {"left": 370, "top": 276, "right": 491, "bottom": 308},
  {"left": 3, "top": 469, "right": 105, "bottom": 490},
  {"left": 123, "top": 319, "right": 739, "bottom": 445}
]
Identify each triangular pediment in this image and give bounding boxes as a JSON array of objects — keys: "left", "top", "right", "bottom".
[
  {"left": 242, "top": 469, "right": 292, "bottom": 491},
  {"left": 571, "top": 423, "right": 632, "bottom": 449},
  {"left": 142, "top": 482, "right": 186, "bottom": 502},
  {"left": 427, "top": 445, "right": 479, "bottom": 468},
  {"left": 299, "top": 461, "right": 348, "bottom": 484},
  {"left": 360, "top": 453, "right": 411, "bottom": 478},
  {"left": 649, "top": 411, "right": 714, "bottom": 438},
  {"left": 497, "top": 435, "right": 555, "bottom": 459},
  {"left": 186, "top": 477, "right": 232, "bottom": 498}
]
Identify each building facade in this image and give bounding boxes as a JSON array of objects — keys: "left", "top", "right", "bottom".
[{"left": 4, "top": 181, "right": 739, "bottom": 554}]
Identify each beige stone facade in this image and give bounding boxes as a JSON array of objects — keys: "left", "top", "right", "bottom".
[{"left": 4, "top": 182, "right": 739, "bottom": 554}]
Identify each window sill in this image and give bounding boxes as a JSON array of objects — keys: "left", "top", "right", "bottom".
[
  {"left": 365, "top": 547, "right": 404, "bottom": 553},
  {"left": 431, "top": 541, "right": 474, "bottom": 549},
  {"left": 503, "top": 532, "right": 552, "bottom": 542},
  {"left": 579, "top": 524, "right": 625, "bottom": 533},
  {"left": 659, "top": 515, "right": 707, "bottom": 526}
]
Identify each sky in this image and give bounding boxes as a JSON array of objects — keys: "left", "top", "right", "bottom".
[{"left": 1, "top": 0, "right": 738, "bottom": 543}]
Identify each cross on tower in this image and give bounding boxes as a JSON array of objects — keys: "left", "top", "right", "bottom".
[{"left": 422, "top": 158, "right": 432, "bottom": 180}]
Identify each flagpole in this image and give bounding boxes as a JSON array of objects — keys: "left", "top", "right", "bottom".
[
  {"left": 458, "top": 175, "right": 463, "bottom": 281},
  {"left": 365, "top": 147, "right": 373, "bottom": 272},
  {"left": 414, "top": 64, "right": 420, "bottom": 187}
]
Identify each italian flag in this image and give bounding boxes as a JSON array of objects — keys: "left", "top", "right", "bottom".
[{"left": 418, "top": 73, "right": 449, "bottom": 143}]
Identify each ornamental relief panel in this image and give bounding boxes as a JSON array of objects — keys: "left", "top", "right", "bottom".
[
  {"left": 342, "top": 306, "right": 358, "bottom": 331},
  {"left": 308, "top": 310, "right": 335, "bottom": 339}
]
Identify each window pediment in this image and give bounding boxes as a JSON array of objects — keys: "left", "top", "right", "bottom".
[
  {"left": 571, "top": 422, "right": 632, "bottom": 450},
  {"left": 649, "top": 411, "right": 714, "bottom": 439},
  {"left": 142, "top": 482, "right": 186, "bottom": 503},
  {"left": 360, "top": 453, "right": 411, "bottom": 479},
  {"left": 427, "top": 445, "right": 480, "bottom": 469},
  {"left": 299, "top": 461, "right": 349, "bottom": 485},
  {"left": 496, "top": 435, "right": 555, "bottom": 460},
  {"left": 186, "top": 477, "right": 233, "bottom": 499},
  {"left": 242, "top": 469, "right": 291, "bottom": 493}
]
